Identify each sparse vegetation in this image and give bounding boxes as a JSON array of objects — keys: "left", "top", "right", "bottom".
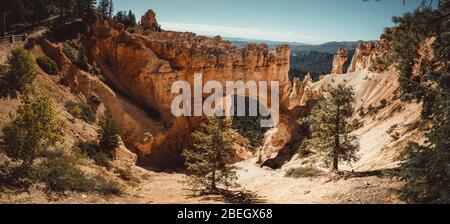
[
  {"left": 74, "top": 141, "right": 111, "bottom": 169},
  {"left": 65, "top": 101, "right": 96, "bottom": 124},
  {"left": 98, "top": 109, "right": 120, "bottom": 160},
  {"left": 231, "top": 96, "right": 270, "bottom": 149},
  {"left": 376, "top": 1, "right": 450, "bottom": 203},
  {"left": 114, "top": 165, "right": 139, "bottom": 183},
  {"left": 0, "top": 90, "right": 63, "bottom": 185},
  {"left": 36, "top": 56, "right": 59, "bottom": 75},
  {"left": 63, "top": 40, "right": 90, "bottom": 72},
  {"left": 0, "top": 48, "right": 37, "bottom": 97},
  {"left": 285, "top": 167, "right": 323, "bottom": 178}
]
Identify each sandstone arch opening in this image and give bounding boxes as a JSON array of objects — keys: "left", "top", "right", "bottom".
[{"left": 230, "top": 95, "right": 273, "bottom": 151}]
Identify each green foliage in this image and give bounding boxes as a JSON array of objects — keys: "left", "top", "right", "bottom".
[
  {"left": 0, "top": 90, "right": 63, "bottom": 181},
  {"left": 298, "top": 140, "right": 312, "bottom": 158},
  {"left": 32, "top": 151, "right": 91, "bottom": 192},
  {"left": 379, "top": 2, "right": 450, "bottom": 203},
  {"left": 98, "top": 0, "right": 113, "bottom": 18},
  {"left": 182, "top": 116, "right": 239, "bottom": 193},
  {"left": 65, "top": 101, "right": 96, "bottom": 124},
  {"left": 63, "top": 40, "right": 90, "bottom": 72},
  {"left": 98, "top": 109, "right": 120, "bottom": 159},
  {"left": 231, "top": 96, "right": 270, "bottom": 149},
  {"left": 114, "top": 10, "right": 137, "bottom": 29},
  {"left": 32, "top": 150, "right": 121, "bottom": 195},
  {"left": 285, "top": 167, "right": 323, "bottom": 178},
  {"left": 299, "top": 84, "right": 360, "bottom": 171},
  {"left": 36, "top": 56, "right": 59, "bottom": 75},
  {"left": 114, "top": 165, "right": 139, "bottom": 183},
  {"left": 0, "top": 48, "right": 37, "bottom": 97},
  {"left": 74, "top": 140, "right": 111, "bottom": 168}
]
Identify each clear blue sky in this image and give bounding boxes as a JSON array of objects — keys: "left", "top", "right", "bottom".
[{"left": 112, "top": 0, "right": 431, "bottom": 44}]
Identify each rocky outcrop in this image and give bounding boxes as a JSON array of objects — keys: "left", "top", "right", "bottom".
[
  {"left": 86, "top": 18, "right": 292, "bottom": 168},
  {"left": 330, "top": 48, "right": 348, "bottom": 74},
  {"left": 37, "top": 38, "right": 165, "bottom": 160},
  {"left": 141, "top": 9, "right": 159, "bottom": 30},
  {"left": 347, "top": 42, "right": 376, "bottom": 73}
]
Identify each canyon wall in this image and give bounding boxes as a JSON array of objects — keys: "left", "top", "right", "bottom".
[{"left": 85, "top": 15, "right": 293, "bottom": 168}]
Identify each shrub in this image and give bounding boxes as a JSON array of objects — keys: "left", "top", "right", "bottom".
[
  {"left": 379, "top": 99, "right": 388, "bottom": 109},
  {"left": 74, "top": 141, "right": 111, "bottom": 169},
  {"left": 358, "top": 107, "right": 366, "bottom": 117},
  {"left": 98, "top": 109, "right": 120, "bottom": 160},
  {"left": 65, "top": 101, "right": 96, "bottom": 124},
  {"left": 114, "top": 166, "right": 139, "bottom": 183},
  {"left": 32, "top": 151, "right": 121, "bottom": 195},
  {"left": 32, "top": 152, "right": 92, "bottom": 192},
  {"left": 285, "top": 167, "right": 323, "bottom": 178},
  {"left": 1, "top": 48, "right": 37, "bottom": 96},
  {"left": 91, "top": 176, "right": 122, "bottom": 195},
  {"left": 298, "top": 140, "right": 312, "bottom": 158},
  {"left": 63, "top": 41, "right": 90, "bottom": 72},
  {"left": 36, "top": 56, "right": 59, "bottom": 75},
  {"left": 391, "top": 132, "right": 401, "bottom": 141},
  {"left": 1, "top": 90, "right": 63, "bottom": 182}
]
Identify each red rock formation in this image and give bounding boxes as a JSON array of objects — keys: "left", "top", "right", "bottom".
[
  {"left": 141, "top": 9, "right": 159, "bottom": 30},
  {"left": 86, "top": 18, "right": 292, "bottom": 167},
  {"left": 331, "top": 48, "right": 348, "bottom": 74},
  {"left": 347, "top": 42, "right": 376, "bottom": 73},
  {"left": 37, "top": 38, "right": 165, "bottom": 160}
]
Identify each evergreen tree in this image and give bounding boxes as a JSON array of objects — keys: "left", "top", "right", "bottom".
[
  {"left": 299, "top": 84, "right": 360, "bottom": 171},
  {"left": 182, "top": 116, "right": 239, "bottom": 193},
  {"left": 127, "top": 10, "right": 137, "bottom": 27},
  {"left": 108, "top": 0, "right": 114, "bottom": 18},
  {"left": 97, "top": 0, "right": 109, "bottom": 18},
  {"left": 97, "top": 108, "right": 120, "bottom": 160},
  {"left": 83, "top": 0, "right": 97, "bottom": 23},
  {"left": 0, "top": 89, "right": 64, "bottom": 179},
  {"left": 0, "top": 1, "right": 10, "bottom": 36},
  {"left": 1, "top": 48, "right": 37, "bottom": 96},
  {"left": 386, "top": 1, "right": 450, "bottom": 204},
  {"left": 114, "top": 10, "right": 137, "bottom": 29}
]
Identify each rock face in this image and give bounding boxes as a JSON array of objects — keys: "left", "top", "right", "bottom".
[
  {"left": 37, "top": 37, "right": 165, "bottom": 161},
  {"left": 347, "top": 42, "right": 376, "bottom": 73},
  {"left": 87, "top": 18, "right": 292, "bottom": 168},
  {"left": 141, "top": 9, "right": 159, "bottom": 30},
  {"left": 330, "top": 48, "right": 348, "bottom": 74}
]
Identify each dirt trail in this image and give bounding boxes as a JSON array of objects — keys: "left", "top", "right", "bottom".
[{"left": 1, "top": 157, "right": 403, "bottom": 204}]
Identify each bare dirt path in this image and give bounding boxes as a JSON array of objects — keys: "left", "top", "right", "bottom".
[{"left": 1, "top": 157, "right": 403, "bottom": 204}]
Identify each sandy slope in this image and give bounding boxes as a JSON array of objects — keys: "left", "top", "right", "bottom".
[{"left": 311, "top": 69, "right": 423, "bottom": 171}]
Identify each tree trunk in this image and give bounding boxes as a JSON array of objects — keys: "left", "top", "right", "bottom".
[
  {"left": 2, "top": 10, "right": 6, "bottom": 37},
  {"left": 211, "top": 167, "right": 216, "bottom": 192},
  {"left": 333, "top": 105, "right": 340, "bottom": 171},
  {"left": 332, "top": 155, "right": 339, "bottom": 171}
]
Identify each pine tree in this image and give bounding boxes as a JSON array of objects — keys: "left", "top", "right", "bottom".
[
  {"left": 127, "top": 10, "right": 137, "bottom": 27},
  {"left": 0, "top": 1, "right": 10, "bottom": 36},
  {"left": 107, "top": 0, "right": 114, "bottom": 18},
  {"left": 84, "top": 0, "right": 97, "bottom": 23},
  {"left": 299, "top": 83, "right": 360, "bottom": 171},
  {"left": 182, "top": 116, "right": 239, "bottom": 193},
  {"left": 1, "top": 89, "right": 64, "bottom": 179},
  {"left": 97, "top": 0, "right": 109, "bottom": 18},
  {"left": 97, "top": 108, "right": 120, "bottom": 160},
  {"left": 1, "top": 48, "right": 37, "bottom": 96},
  {"left": 391, "top": 2, "right": 450, "bottom": 204}
]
